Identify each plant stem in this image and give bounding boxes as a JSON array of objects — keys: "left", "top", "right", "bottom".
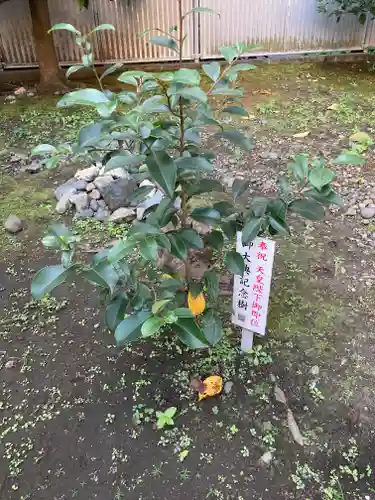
[
  {"left": 178, "top": 0, "right": 185, "bottom": 157},
  {"left": 177, "top": 0, "right": 191, "bottom": 282}
]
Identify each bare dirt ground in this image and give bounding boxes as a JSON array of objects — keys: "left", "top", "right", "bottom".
[{"left": 1, "top": 61, "right": 375, "bottom": 500}]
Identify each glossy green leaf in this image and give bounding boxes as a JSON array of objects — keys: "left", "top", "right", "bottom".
[
  {"left": 146, "top": 151, "right": 177, "bottom": 199},
  {"left": 174, "top": 318, "right": 209, "bottom": 349},
  {"left": 191, "top": 208, "right": 221, "bottom": 225},
  {"left": 178, "top": 228, "right": 204, "bottom": 249},
  {"left": 266, "top": 199, "right": 287, "bottom": 220},
  {"left": 100, "top": 62, "right": 123, "bottom": 80},
  {"left": 268, "top": 215, "right": 290, "bottom": 236},
  {"left": 115, "top": 310, "right": 151, "bottom": 346},
  {"left": 219, "top": 45, "right": 238, "bottom": 63},
  {"left": 215, "top": 129, "right": 252, "bottom": 152},
  {"left": 288, "top": 154, "right": 309, "bottom": 181},
  {"left": 57, "top": 89, "right": 109, "bottom": 108},
  {"left": 168, "top": 233, "right": 188, "bottom": 260},
  {"left": 108, "top": 239, "right": 134, "bottom": 264},
  {"left": 175, "top": 87, "right": 207, "bottom": 103},
  {"left": 151, "top": 35, "right": 179, "bottom": 52},
  {"left": 333, "top": 153, "right": 366, "bottom": 165},
  {"left": 78, "top": 122, "right": 102, "bottom": 148},
  {"left": 173, "top": 308, "right": 194, "bottom": 318},
  {"left": 32, "top": 144, "right": 57, "bottom": 156},
  {"left": 225, "top": 251, "right": 244, "bottom": 276},
  {"left": 105, "top": 153, "right": 146, "bottom": 172},
  {"left": 118, "top": 70, "right": 150, "bottom": 85},
  {"left": 202, "top": 61, "right": 221, "bottom": 82},
  {"left": 204, "top": 270, "right": 219, "bottom": 302},
  {"left": 176, "top": 156, "right": 213, "bottom": 172},
  {"left": 223, "top": 105, "right": 249, "bottom": 117},
  {"left": 139, "top": 238, "right": 158, "bottom": 261},
  {"left": 304, "top": 188, "right": 343, "bottom": 207},
  {"left": 232, "top": 178, "right": 250, "bottom": 202},
  {"left": 141, "top": 316, "right": 165, "bottom": 337},
  {"left": 105, "top": 294, "right": 128, "bottom": 332},
  {"left": 160, "top": 278, "right": 184, "bottom": 290},
  {"left": 152, "top": 299, "right": 171, "bottom": 315},
  {"left": 140, "top": 95, "right": 169, "bottom": 113},
  {"left": 49, "top": 23, "right": 80, "bottom": 34},
  {"left": 129, "top": 185, "right": 155, "bottom": 203},
  {"left": 91, "top": 24, "right": 116, "bottom": 33},
  {"left": 289, "top": 199, "right": 325, "bottom": 220},
  {"left": 249, "top": 196, "right": 269, "bottom": 217},
  {"left": 211, "top": 88, "right": 243, "bottom": 96},
  {"left": 184, "top": 7, "right": 220, "bottom": 18},
  {"left": 213, "top": 201, "right": 236, "bottom": 216},
  {"left": 206, "top": 230, "right": 224, "bottom": 250},
  {"left": 185, "top": 178, "right": 223, "bottom": 197},
  {"left": 202, "top": 310, "right": 223, "bottom": 346},
  {"left": 82, "top": 262, "right": 119, "bottom": 294},
  {"left": 308, "top": 167, "right": 335, "bottom": 191},
  {"left": 31, "top": 265, "right": 70, "bottom": 300},
  {"left": 66, "top": 65, "right": 84, "bottom": 78},
  {"left": 173, "top": 68, "right": 201, "bottom": 86},
  {"left": 242, "top": 217, "right": 263, "bottom": 244}
]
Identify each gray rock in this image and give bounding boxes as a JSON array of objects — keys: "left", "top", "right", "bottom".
[
  {"left": 14, "top": 86, "right": 27, "bottom": 96},
  {"left": 70, "top": 192, "right": 89, "bottom": 212},
  {"left": 345, "top": 206, "right": 357, "bottom": 216},
  {"left": 56, "top": 192, "right": 72, "bottom": 214},
  {"left": 98, "top": 199, "right": 107, "bottom": 208},
  {"left": 24, "top": 160, "right": 42, "bottom": 173},
  {"left": 95, "top": 207, "right": 110, "bottom": 222},
  {"left": 222, "top": 176, "right": 235, "bottom": 188},
  {"left": 360, "top": 205, "right": 375, "bottom": 219},
  {"left": 74, "top": 166, "right": 99, "bottom": 182},
  {"left": 137, "top": 190, "right": 163, "bottom": 220},
  {"left": 86, "top": 182, "right": 96, "bottom": 192},
  {"left": 5, "top": 95, "right": 16, "bottom": 102},
  {"left": 4, "top": 215, "right": 22, "bottom": 233},
  {"left": 108, "top": 168, "right": 130, "bottom": 180},
  {"left": 94, "top": 174, "right": 137, "bottom": 211},
  {"left": 55, "top": 179, "right": 87, "bottom": 201},
  {"left": 223, "top": 381, "right": 234, "bottom": 394},
  {"left": 74, "top": 209, "right": 94, "bottom": 220},
  {"left": 89, "top": 189, "right": 101, "bottom": 200},
  {"left": 109, "top": 207, "right": 136, "bottom": 223},
  {"left": 90, "top": 199, "right": 99, "bottom": 212}
]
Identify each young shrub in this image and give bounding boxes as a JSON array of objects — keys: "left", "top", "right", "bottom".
[{"left": 32, "top": 3, "right": 359, "bottom": 349}]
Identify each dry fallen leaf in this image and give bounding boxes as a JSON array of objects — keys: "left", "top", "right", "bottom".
[
  {"left": 274, "top": 385, "right": 287, "bottom": 405},
  {"left": 258, "top": 450, "right": 273, "bottom": 466},
  {"left": 287, "top": 408, "right": 304, "bottom": 446},
  {"left": 198, "top": 375, "right": 223, "bottom": 401},
  {"left": 293, "top": 131, "right": 310, "bottom": 138},
  {"left": 260, "top": 89, "right": 272, "bottom": 95},
  {"left": 188, "top": 291, "right": 206, "bottom": 316},
  {"left": 190, "top": 375, "right": 205, "bottom": 393},
  {"left": 328, "top": 103, "right": 339, "bottom": 111}
]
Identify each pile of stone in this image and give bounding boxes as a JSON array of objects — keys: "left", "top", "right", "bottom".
[{"left": 55, "top": 164, "right": 161, "bottom": 223}]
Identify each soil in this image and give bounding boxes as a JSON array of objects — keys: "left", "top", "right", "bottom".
[{"left": 1, "top": 62, "right": 375, "bottom": 500}]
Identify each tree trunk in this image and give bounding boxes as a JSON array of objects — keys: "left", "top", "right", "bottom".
[{"left": 29, "top": 0, "right": 66, "bottom": 90}]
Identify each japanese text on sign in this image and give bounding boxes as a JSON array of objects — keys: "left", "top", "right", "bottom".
[{"left": 232, "top": 233, "right": 275, "bottom": 336}]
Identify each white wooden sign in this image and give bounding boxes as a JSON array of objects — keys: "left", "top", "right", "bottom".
[{"left": 232, "top": 233, "right": 275, "bottom": 337}]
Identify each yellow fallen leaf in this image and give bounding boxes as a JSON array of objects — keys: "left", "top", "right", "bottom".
[
  {"left": 293, "top": 131, "right": 310, "bottom": 138},
  {"left": 188, "top": 291, "right": 206, "bottom": 316},
  {"left": 161, "top": 273, "right": 173, "bottom": 279},
  {"left": 328, "top": 103, "right": 339, "bottom": 111},
  {"left": 350, "top": 131, "right": 373, "bottom": 144},
  {"left": 198, "top": 375, "right": 223, "bottom": 401}
]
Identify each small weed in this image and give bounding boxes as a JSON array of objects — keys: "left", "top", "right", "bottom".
[
  {"left": 247, "top": 344, "right": 273, "bottom": 367},
  {"left": 156, "top": 407, "right": 177, "bottom": 430}
]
